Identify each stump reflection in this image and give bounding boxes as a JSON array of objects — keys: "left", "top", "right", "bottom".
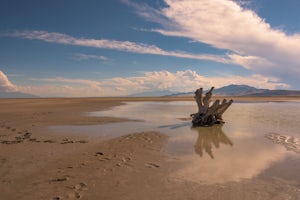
[{"left": 192, "top": 125, "right": 233, "bottom": 159}]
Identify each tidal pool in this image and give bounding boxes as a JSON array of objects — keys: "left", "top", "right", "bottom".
[{"left": 50, "top": 101, "right": 300, "bottom": 184}]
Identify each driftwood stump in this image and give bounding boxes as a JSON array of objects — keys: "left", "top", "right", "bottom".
[{"left": 190, "top": 87, "right": 233, "bottom": 127}]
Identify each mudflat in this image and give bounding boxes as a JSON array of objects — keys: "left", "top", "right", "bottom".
[{"left": 1, "top": 97, "right": 300, "bottom": 200}]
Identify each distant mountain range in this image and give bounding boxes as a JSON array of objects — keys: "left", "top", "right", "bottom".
[
  {"left": 130, "top": 84, "right": 300, "bottom": 97},
  {"left": 169, "top": 84, "right": 300, "bottom": 97},
  {"left": 0, "top": 91, "right": 38, "bottom": 98}
]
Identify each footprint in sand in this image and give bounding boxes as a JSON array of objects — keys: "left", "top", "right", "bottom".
[
  {"left": 145, "top": 162, "right": 160, "bottom": 168},
  {"left": 74, "top": 182, "right": 88, "bottom": 191},
  {"left": 95, "top": 152, "right": 112, "bottom": 162},
  {"left": 67, "top": 192, "right": 81, "bottom": 199},
  {"left": 76, "top": 140, "right": 88, "bottom": 144},
  {"left": 43, "top": 140, "right": 57, "bottom": 143},
  {"left": 50, "top": 176, "right": 69, "bottom": 183},
  {"left": 51, "top": 179, "right": 88, "bottom": 199},
  {"left": 61, "top": 139, "right": 74, "bottom": 144},
  {"left": 67, "top": 182, "right": 88, "bottom": 199},
  {"left": 95, "top": 152, "right": 104, "bottom": 156}
]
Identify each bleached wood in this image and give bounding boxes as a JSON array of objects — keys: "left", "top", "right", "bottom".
[{"left": 191, "top": 87, "right": 233, "bottom": 126}]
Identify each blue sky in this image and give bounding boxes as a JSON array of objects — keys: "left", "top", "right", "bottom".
[{"left": 1, "top": 0, "right": 300, "bottom": 97}]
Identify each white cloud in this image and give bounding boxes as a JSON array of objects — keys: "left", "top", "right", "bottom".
[
  {"left": 131, "top": 0, "right": 300, "bottom": 87},
  {"left": 72, "top": 53, "right": 108, "bottom": 61},
  {"left": 17, "top": 70, "right": 288, "bottom": 97},
  {"left": 0, "top": 70, "right": 18, "bottom": 92},
  {"left": 6, "top": 30, "right": 231, "bottom": 64},
  {"left": 171, "top": 138, "right": 287, "bottom": 184}
]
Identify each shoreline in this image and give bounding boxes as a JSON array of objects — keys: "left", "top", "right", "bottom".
[{"left": 1, "top": 95, "right": 300, "bottom": 102}]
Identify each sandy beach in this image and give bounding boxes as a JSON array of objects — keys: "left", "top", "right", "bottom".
[{"left": 1, "top": 97, "right": 300, "bottom": 200}]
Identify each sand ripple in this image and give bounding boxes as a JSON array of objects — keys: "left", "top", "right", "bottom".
[{"left": 266, "top": 133, "right": 300, "bottom": 153}]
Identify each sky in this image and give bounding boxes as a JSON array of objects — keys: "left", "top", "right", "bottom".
[{"left": 1, "top": 0, "right": 300, "bottom": 97}]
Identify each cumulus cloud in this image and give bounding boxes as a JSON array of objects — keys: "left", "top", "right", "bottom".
[
  {"left": 5, "top": 30, "right": 231, "bottom": 64},
  {"left": 129, "top": 0, "right": 300, "bottom": 87},
  {"left": 0, "top": 70, "right": 18, "bottom": 92},
  {"left": 121, "top": 70, "right": 289, "bottom": 92},
  {"left": 18, "top": 70, "right": 288, "bottom": 97}
]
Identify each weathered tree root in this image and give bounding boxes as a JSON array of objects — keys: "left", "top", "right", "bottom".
[{"left": 190, "top": 87, "right": 233, "bottom": 127}]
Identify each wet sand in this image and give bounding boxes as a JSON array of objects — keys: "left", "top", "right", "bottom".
[{"left": 1, "top": 97, "right": 300, "bottom": 200}]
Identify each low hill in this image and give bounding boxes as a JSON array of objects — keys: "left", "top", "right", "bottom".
[{"left": 214, "top": 85, "right": 300, "bottom": 96}]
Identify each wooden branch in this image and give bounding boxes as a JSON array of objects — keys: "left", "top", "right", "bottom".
[
  {"left": 194, "top": 88, "right": 203, "bottom": 113},
  {"left": 203, "top": 86, "right": 214, "bottom": 108},
  {"left": 216, "top": 99, "right": 233, "bottom": 119}
]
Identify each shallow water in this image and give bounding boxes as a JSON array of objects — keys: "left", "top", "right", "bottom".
[{"left": 50, "top": 101, "right": 300, "bottom": 184}]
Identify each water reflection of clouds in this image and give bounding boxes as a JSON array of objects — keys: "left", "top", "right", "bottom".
[
  {"left": 169, "top": 129, "right": 289, "bottom": 184},
  {"left": 167, "top": 122, "right": 291, "bottom": 184}
]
